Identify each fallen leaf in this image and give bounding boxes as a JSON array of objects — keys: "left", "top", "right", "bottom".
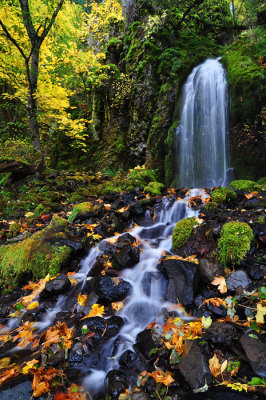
[
  {"left": 22, "top": 359, "right": 38, "bottom": 374},
  {"left": 27, "top": 301, "right": 39, "bottom": 310},
  {"left": 211, "top": 276, "right": 227, "bottom": 294},
  {"left": 256, "top": 302, "right": 266, "bottom": 324},
  {"left": 0, "top": 357, "right": 11, "bottom": 369},
  {"left": 209, "top": 354, "right": 227, "bottom": 377},
  {"left": 77, "top": 293, "right": 88, "bottom": 307},
  {"left": 112, "top": 301, "right": 124, "bottom": 312},
  {"left": 202, "top": 316, "right": 212, "bottom": 329},
  {"left": 150, "top": 369, "right": 174, "bottom": 386},
  {"left": 81, "top": 304, "right": 104, "bottom": 319}
]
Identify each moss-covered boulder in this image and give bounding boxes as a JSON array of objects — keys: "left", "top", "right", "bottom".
[
  {"left": 172, "top": 218, "right": 199, "bottom": 251},
  {"left": 68, "top": 202, "right": 94, "bottom": 223},
  {"left": 0, "top": 216, "right": 73, "bottom": 288},
  {"left": 210, "top": 187, "right": 236, "bottom": 207},
  {"left": 218, "top": 221, "right": 254, "bottom": 266},
  {"left": 144, "top": 181, "right": 164, "bottom": 196},
  {"left": 229, "top": 180, "right": 261, "bottom": 192}
]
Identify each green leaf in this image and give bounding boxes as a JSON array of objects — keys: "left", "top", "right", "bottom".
[
  {"left": 72, "top": 386, "right": 79, "bottom": 392},
  {"left": 248, "top": 377, "right": 266, "bottom": 386},
  {"left": 149, "top": 347, "right": 158, "bottom": 356},
  {"left": 15, "top": 302, "right": 23, "bottom": 310}
]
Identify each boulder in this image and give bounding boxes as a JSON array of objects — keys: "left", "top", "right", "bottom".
[
  {"left": 203, "top": 322, "right": 238, "bottom": 347},
  {"left": 40, "top": 274, "right": 71, "bottom": 299},
  {"left": 114, "top": 234, "right": 140, "bottom": 269},
  {"left": 95, "top": 276, "right": 131, "bottom": 303},
  {"left": 178, "top": 341, "right": 212, "bottom": 389},
  {"left": 135, "top": 329, "right": 159, "bottom": 361},
  {"left": 240, "top": 332, "right": 266, "bottom": 378},
  {"left": 106, "top": 370, "right": 129, "bottom": 399},
  {"left": 198, "top": 259, "right": 224, "bottom": 284},
  {"left": 226, "top": 271, "right": 252, "bottom": 292},
  {"left": 119, "top": 350, "right": 138, "bottom": 368},
  {"left": 159, "top": 259, "right": 199, "bottom": 305}
]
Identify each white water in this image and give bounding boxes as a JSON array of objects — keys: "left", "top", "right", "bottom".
[{"left": 177, "top": 58, "right": 228, "bottom": 188}]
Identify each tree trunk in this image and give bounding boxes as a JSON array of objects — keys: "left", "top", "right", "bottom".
[{"left": 27, "top": 46, "right": 41, "bottom": 151}]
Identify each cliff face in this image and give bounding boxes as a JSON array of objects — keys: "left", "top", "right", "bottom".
[{"left": 88, "top": 0, "right": 233, "bottom": 183}]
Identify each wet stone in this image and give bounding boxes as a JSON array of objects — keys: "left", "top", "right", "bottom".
[
  {"left": 226, "top": 271, "right": 252, "bottom": 292},
  {"left": 198, "top": 259, "right": 224, "bottom": 284},
  {"left": 203, "top": 322, "right": 238, "bottom": 347},
  {"left": 119, "top": 350, "right": 138, "bottom": 368},
  {"left": 106, "top": 370, "right": 129, "bottom": 399},
  {"left": 248, "top": 264, "right": 265, "bottom": 280},
  {"left": 76, "top": 316, "right": 106, "bottom": 340},
  {"left": 178, "top": 341, "right": 212, "bottom": 389},
  {"left": 159, "top": 259, "right": 199, "bottom": 306},
  {"left": 40, "top": 274, "right": 71, "bottom": 299},
  {"left": 105, "top": 316, "right": 124, "bottom": 339},
  {"left": 135, "top": 329, "right": 159, "bottom": 362},
  {"left": 95, "top": 276, "right": 132, "bottom": 303},
  {"left": 0, "top": 380, "right": 33, "bottom": 400},
  {"left": 131, "top": 391, "right": 151, "bottom": 400},
  {"left": 240, "top": 332, "right": 266, "bottom": 378}
]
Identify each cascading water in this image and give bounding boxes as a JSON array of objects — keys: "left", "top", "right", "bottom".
[{"left": 176, "top": 58, "right": 228, "bottom": 188}]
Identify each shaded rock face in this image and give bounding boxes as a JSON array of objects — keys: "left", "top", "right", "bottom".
[
  {"left": 178, "top": 341, "right": 212, "bottom": 389},
  {"left": 240, "top": 332, "right": 266, "bottom": 378},
  {"left": 95, "top": 276, "right": 132, "bottom": 303},
  {"left": 106, "top": 370, "right": 129, "bottom": 399},
  {"left": 40, "top": 274, "right": 71, "bottom": 299},
  {"left": 158, "top": 259, "right": 199, "bottom": 305},
  {"left": 203, "top": 322, "right": 238, "bottom": 347},
  {"left": 198, "top": 259, "right": 224, "bottom": 284},
  {"left": 226, "top": 270, "right": 252, "bottom": 292}
]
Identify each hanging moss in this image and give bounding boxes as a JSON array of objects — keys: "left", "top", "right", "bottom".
[
  {"left": 218, "top": 221, "right": 254, "bottom": 266},
  {"left": 172, "top": 217, "right": 199, "bottom": 251},
  {"left": 229, "top": 180, "right": 261, "bottom": 192}
]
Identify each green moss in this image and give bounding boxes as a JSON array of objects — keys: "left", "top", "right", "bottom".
[
  {"left": 210, "top": 187, "right": 236, "bottom": 207},
  {"left": 257, "top": 177, "right": 266, "bottom": 190},
  {"left": 34, "top": 204, "right": 47, "bottom": 217},
  {"left": 172, "top": 218, "right": 199, "bottom": 251},
  {"left": 68, "top": 202, "right": 94, "bottom": 223},
  {"left": 144, "top": 181, "right": 164, "bottom": 196},
  {"left": 7, "top": 222, "right": 21, "bottom": 239},
  {"left": 0, "top": 216, "right": 72, "bottom": 288},
  {"left": 218, "top": 221, "right": 254, "bottom": 266},
  {"left": 229, "top": 180, "right": 261, "bottom": 192}
]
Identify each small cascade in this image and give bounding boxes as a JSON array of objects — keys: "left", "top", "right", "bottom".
[{"left": 176, "top": 58, "right": 228, "bottom": 188}]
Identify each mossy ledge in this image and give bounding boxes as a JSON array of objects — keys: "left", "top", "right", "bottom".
[
  {"left": 0, "top": 216, "right": 73, "bottom": 288},
  {"left": 144, "top": 181, "right": 164, "bottom": 196},
  {"left": 172, "top": 217, "right": 199, "bottom": 251},
  {"left": 68, "top": 202, "right": 94, "bottom": 224},
  {"left": 229, "top": 179, "right": 261, "bottom": 192},
  {"left": 218, "top": 221, "right": 254, "bottom": 266}
]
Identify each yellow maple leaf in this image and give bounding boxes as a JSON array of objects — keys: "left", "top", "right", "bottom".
[
  {"left": 112, "top": 301, "right": 124, "bottom": 312},
  {"left": 81, "top": 304, "right": 104, "bottom": 319},
  {"left": 211, "top": 276, "right": 227, "bottom": 294},
  {"left": 27, "top": 301, "right": 39, "bottom": 310},
  {"left": 22, "top": 359, "right": 38, "bottom": 374},
  {"left": 256, "top": 302, "right": 266, "bottom": 324},
  {"left": 78, "top": 293, "right": 88, "bottom": 307}
]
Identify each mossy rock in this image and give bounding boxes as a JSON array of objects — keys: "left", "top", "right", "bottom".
[
  {"left": 172, "top": 217, "right": 199, "bottom": 251},
  {"left": 68, "top": 202, "right": 94, "bottom": 223},
  {"left": 257, "top": 177, "right": 266, "bottom": 190},
  {"left": 229, "top": 180, "right": 261, "bottom": 192},
  {"left": 218, "top": 221, "right": 254, "bottom": 266},
  {"left": 210, "top": 187, "right": 236, "bottom": 206},
  {"left": 7, "top": 222, "right": 21, "bottom": 239},
  {"left": 144, "top": 181, "right": 164, "bottom": 196},
  {"left": 0, "top": 216, "right": 72, "bottom": 288}
]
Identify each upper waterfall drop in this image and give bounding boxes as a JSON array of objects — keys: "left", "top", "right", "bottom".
[{"left": 176, "top": 58, "right": 228, "bottom": 188}]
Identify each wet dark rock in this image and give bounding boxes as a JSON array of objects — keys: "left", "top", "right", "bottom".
[
  {"left": 114, "top": 234, "right": 140, "bottom": 269},
  {"left": 98, "top": 240, "right": 114, "bottom": 253},
  {"left": 226, "top": 271, "right": 252, "bottom": 292},
  {"left": 40, "top": 274, "right": 71, "bottom": 299},
  {"left": 105, "top": 316, "right": 124, "bottom": 339},
  {"left": 139, "top": 224, "right": 166, "bottom": 239},
  {"left": 143, "top": 376, "right": 156, "bottom": 394},
  {"left": 76, "top": 316, "right": 106, "bottom": 340},
  {"left": 131, "top": 391, "right": 151, "bottom": 400},
  {"left": 106, "top": 370, "right": 129, "bottom": 399},
  {"left": 198, "top": 259, "right": 224, "bottom": 284},
  {"left": 84, "top": 277, "right": 96, "bottom": 293},
  {"left": 119, "top": 350, "right": 138, "bottom": 368},
  {"left": 159, "top": 259, "right": 199, "bottom": 305},
  {"left": 95, "top": 276, "right": 131, "bottom": 303},
  {"left": 203, "top": 322, "right": 238, "bottom": 347},
  {"left": 128, "top": 202, "right": 144, "bottom": 216},
  {"left": 240, "top": 332, "right": 266, "bottom": 378},
  {"left": 0, "top": 379, "right": 33, "bottom": 400},
  {"left": 248, "top": 264, "right": 265, "bottom": 280},
  {"left": 182, "top": 387, "right": 265, "bottom": 399},
  {"left": 46, "top": 349, "right": 65, "bottom": 365},
  {"left": 178, "top": 341, "right": 212, "bottom": 389},
  {"left": 69, "top": 342, "right": 83, "bottom": 364},
  {"left": 135, "top": 329, "right": 159, "bottom": 361}
]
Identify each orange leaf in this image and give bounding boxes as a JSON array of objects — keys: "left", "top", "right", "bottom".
[
  {"left": 150, "top": 369, "right": 174, "bottom": 386},
  {"left": 209, "top": 354, "right": 228, "bottom": 377},
  {"left": 112, "top": 301, "right": 124, "bottom": 312},
  {"left": 202, "top": 298, "right": 226, "bottom": 308},
  {"left": 211, "top": 276, "right": 227, "bottom": 294},
  {"left": 78, "top": 293, "right": 88, "bottom": 307},
  {"left": 81, "top": 304, "right": 104, "bottom": 319}
]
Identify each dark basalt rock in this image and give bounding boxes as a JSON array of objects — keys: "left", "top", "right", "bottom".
[
  {"left": 226, "top": 271, "right": 252, "bottom": 292},
  {"left": 159, "top": 259, "right": 199, "bottom": 305},
  {"left": 178, "top": 341, "right": 212, "bottom": 389},
  {"left": 240, "top": 331, "right": 266, "bottom": 378},
  {"left": 135, "top": 329, "right": 159, "bottom": 362},
  {"left": 114, "top": 234, "right": 140, "bottom": 269},
  {"left": 198, "top": 259, "right": 224, "bottom": 284},
  {"left": 106, "top": 370, "right": 129, "bottom": 399},
  {"left": 248, "top": 264, "right": 265, "bottom": 280},
  {"left": 76, "top": 316, "right": 106, "bottom": 340},
  {"left": 119, "top": 350, "right": 138, "bottom": 368},
  {"left": 95, "top": 276, "right": 132, "bottom": 303},
  {"left": 40, "top": 274, "right": 71, "bottom": 299},
  {"left": 203, "top": 322, "right": 238, "bottom": 347},
  {"left": 105, "top": 316, "right": 124, "bottom": 339}
]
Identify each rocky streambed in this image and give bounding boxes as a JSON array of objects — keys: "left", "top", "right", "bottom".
[{"left": 0, "top": 185, "right": 265, "bottom": 400}]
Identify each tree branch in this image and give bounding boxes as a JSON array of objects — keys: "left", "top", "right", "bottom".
[
  {"left": 0, "top": 18, "right": 28, "bottom": 62},
  {"left": 18, "top": 0, "right": 36, "bottom": 42},
  {"left": 40, "top": 0, "right": 65, "bottom": 43}
]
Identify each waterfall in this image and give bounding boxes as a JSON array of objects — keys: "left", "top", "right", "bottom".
[{"left": 177, "top": 58, "right": 228, "bottom": 188}]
